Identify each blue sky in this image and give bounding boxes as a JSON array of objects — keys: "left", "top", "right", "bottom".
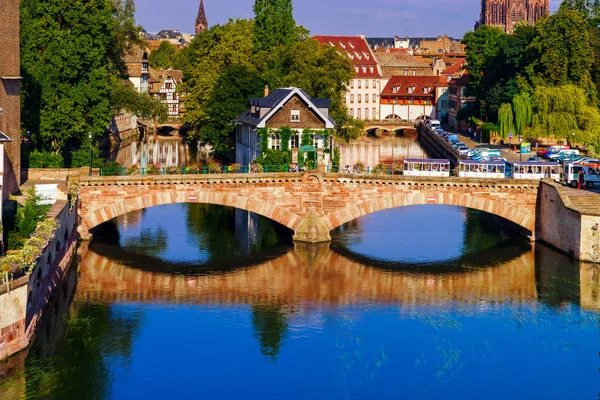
[{"left": 134, "top": 0, "right": 562, "bottom": 39}]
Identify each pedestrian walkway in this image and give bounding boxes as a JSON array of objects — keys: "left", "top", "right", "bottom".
[{"left": 562, "top": 185, "right": 600, "bottom": 214}]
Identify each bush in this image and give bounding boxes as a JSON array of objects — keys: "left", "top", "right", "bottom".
[
  {"left": 145, "top": 163, "right": 160, "bottom": 175},
  {"left": 102, "top": 161, "right": 123, "bottom": 176},
  {"left": 207, "top": 160, "right": 222, "bottom": 173},
  {"left": 255, "top": 150, "right": 291, "bottom": 167},
  {"left": 126, "top": 164, "right": 140, "bottom": 176},
  {"left": 185, "top": 163, "right": 202, "bottom": 174},
  {"left": 371, "top": 164, "right": 388, "bottom": 174},
  {"left": 70, "top": 145, "right": 104, "bottom": 168},
  {"left": 353, "top": 162, "right": 366, "bottom": 173},
  {"left": 166, "top": 166, "right": 181, "bottom": 175},
  {"left": 29, "top": 151, "right": 63, "bottom": 168}
]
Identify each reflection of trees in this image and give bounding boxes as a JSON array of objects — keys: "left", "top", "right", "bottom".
[
  {"left": 122, "top": 225, "right": 169, "bottom": 258},
  {"left": 535, "top": 244, "right": 581, "bottom": 306},
  {"left": 23, "top": 302, "right": 143, "bottom": 399},
  {"left": 251, "top": 305, "right": 290, "bottom": 360},
  {"left": 185, "top": 204, "right": 289, "bottom": 261}
]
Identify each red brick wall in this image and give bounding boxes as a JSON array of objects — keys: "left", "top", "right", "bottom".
[{"left": 0, "top": 0, "right": 22, "bottom": 194}]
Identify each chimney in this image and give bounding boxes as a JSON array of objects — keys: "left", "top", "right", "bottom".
[{"left": 264, "top": 85, "right": 269, "bottom": 97}]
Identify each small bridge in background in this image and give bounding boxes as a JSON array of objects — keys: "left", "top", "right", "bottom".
[{"left": 76, "top": 172, "right": 540, "bottom": 243}]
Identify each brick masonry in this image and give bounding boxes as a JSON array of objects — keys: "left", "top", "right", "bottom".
[
  {"left": 77, "top": 172, "right": 540, "bottom": 243},
  {"left": 0, "top": 0, "right": 21, "bottom": 195}
]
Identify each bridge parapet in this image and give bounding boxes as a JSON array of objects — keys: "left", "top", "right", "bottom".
[{"left": 76, "top": 172, "right": 541, "bottom": 243}]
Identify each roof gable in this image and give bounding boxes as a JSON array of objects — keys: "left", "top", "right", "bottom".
[{"left": 255, "top": 88, "right": 334, "bottom": 129}]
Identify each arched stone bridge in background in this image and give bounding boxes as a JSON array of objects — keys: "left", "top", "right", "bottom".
[{"left": 75, "top": 172, "right": 540, "bottom": 243}]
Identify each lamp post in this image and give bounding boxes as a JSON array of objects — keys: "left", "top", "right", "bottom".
[
  {"left": 88, "top": 131, "right": 93, "bottom": 177},
  {"left": 572, "top": 132, "right": 575, "bottom": 148},
  {"left": 519, "top": 135, "right": 523, "bottom": 162}
]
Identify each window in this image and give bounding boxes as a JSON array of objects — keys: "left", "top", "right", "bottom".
[
  {"left": 291, "top": 134, "right": 299, "bottom": 148},
  {"left": 392, "top": 86, "right": 399, "bottom": 94},
  {"left": 373, "top": 80, "right": 377, "bottom": 88},
  {"left": 365, "top": 95, "right": 369, "bottom": 103},
  {"left": 171, "top": 105, "right": 177, "bottom": 112},
  {"left": 403, "top": 69, "right": 407, "bottom": 75},
  {"left": 372, "top": 94, "right": 377, "bottom": 102},
  {"left": 357, "top": 108, "right": 362, "bottom": 119},
  {"left": 357, "top": 80, "right": 362, "bottom": 89},
  {"left": 350, "top": 94, "right": 354, "bottom": 103},
  {"left": 407, "top": 86, "right": 415, "bottom": 94},
  {"left": 362, "top": 66, "right": 366, "bottom": 73},
  {"left": 373, "top": 107, "right": 376, "bottom": 119},
  {"left": 142, "top": 62, "right": 148, "bottom": 72},
  {"left": 291, "top": 109, "right": 300, "bottom": 122},
  {"left": 423, "top": 86, "right": 430, "bottom": 93},
  {"left": 358, "top": 94, "right": 362, "bottom": 103},
  {"left": 270, "top": 134, "right": 281, "bottom": 150},
  {"left": 369, "top": 66, "right": 374, "bottom": 73},
  {"left": 441, "top": 100, "right": 448, "bottom": 108},
  {"left": 349, "top": 108, "right": 354, "bottom": 117},
  {"left": 365, "top": 108, "right": 369, "bottom": 119},
  {"left": 412, "top": 69, "right": 416, "bottom": 76},
  {"left": 366, "top": 80, "right": 369, "bottom": 89},
  {"left": 350, "top": 80, "right": 354, "bottom": 89},
  {"left": 165, "top": 82, "right": 173, "bottom": 90}
]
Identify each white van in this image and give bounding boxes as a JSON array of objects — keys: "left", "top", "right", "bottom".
[
  {"left": 565, "top": 163, "right": 600, "bottom": 188},
  {"left": 429, "top": 120, "right": 441, "bottom": 130}
]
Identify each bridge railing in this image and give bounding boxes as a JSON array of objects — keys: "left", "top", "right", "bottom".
[{"left": 99, "top": 164, "right": 319, "bottom": 176}]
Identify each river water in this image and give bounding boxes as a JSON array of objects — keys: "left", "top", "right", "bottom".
[{"left": 1, "top": 202, "right": 599, "bottom": 400}]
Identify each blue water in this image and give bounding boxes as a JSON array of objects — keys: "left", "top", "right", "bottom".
[{"left": 1, "top": 204, "right": 598, "bottom": 400}]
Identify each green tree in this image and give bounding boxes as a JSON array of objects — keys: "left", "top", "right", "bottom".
[
  {"left": 148, "top": 41, "right": 178, "bottom": 69},
  {"left": 527, "top": 8, "right": 596, "bottom": 101},
  {"left": 253, "top": 0, "right": 296, "bottom": 54},
  {"left": 498, "top": 103, "right": 514, "bottom": 138},
  {"left": 513, "top": 93, "right": 533, "bottom": 135},
  {"left": 21, "top": 0, "right": 142, "bottom": 153},
  {"left": 181, "top": 19, "right": 255, "bottom": 145},
  {"left": 110, "top": 78, "right": 168, "bottom": 121}
]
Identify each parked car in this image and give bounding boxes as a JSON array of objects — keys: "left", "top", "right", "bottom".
[
  {"left": 458, "top": 145, "right": 470, "bottom": 156},
  {"left": 528, "top": 156, "right": 542, "bottom": 162},
  {"left": 548, "top": 149, "right": 579, "bottom": 160},
  {"left": 447, "top": 134, "right": 458, "bottom": 143},
  {"left": 538, "top": 145, "right": 569, "bottom": 157},
  {"left": 430, "top": 120, "right": 441, "bottom": 130}
]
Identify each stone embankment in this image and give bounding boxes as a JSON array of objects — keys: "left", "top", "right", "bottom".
[
  {"left": 416, "top": 123, "right": 460, "bottom": 166},
  {"left": 0, "top": 198, "right": 78, "bottom": 361}
]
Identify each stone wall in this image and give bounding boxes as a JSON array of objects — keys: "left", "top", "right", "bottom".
[
  {"left": 22, "top": 168, "right": 82, "bottom": 181},
  {"left": 77, "top": 172, "right": 540, "bottom": 244},
  {"left": 0, "top": 200, "right": 78, "bottom": 361},
  {"left": 539, "top": 181, "right": 600, "bottom": 262}
]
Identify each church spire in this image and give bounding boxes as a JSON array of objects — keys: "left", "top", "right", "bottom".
[{"left": 195, "top": 0, "right": 208, "bottom": 34}]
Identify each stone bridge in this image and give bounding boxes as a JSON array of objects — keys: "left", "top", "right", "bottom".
[{"left": 76, "top": 172, "right": 540, "bottom": 243}]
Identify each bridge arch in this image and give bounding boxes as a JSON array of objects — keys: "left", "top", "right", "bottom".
[
  {"left": 79, "top": 190, "right": 303, "bottom": 237},
  {"left": 323, "top": 191, "right": 535, "bottom": 235}
]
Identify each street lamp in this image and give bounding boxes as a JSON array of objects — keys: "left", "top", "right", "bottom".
[
  {"left": 519, "top": 135, "right": 523, "bottom": 162},
  {"left": 88, "top": 131, "right": 93, "bottom": 177},
  {"left": 572, "top": 132, "right": 575, "bottom": 148}
]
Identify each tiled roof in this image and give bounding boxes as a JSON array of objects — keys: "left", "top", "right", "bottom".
[
  {"left": 238, "top": 87, "right": 334, "bottom": 128},
  {"left": 381, "top": 76, "right": 439, "bottom": 97},
  {"left": 148, "top": 68, "right": 183, "bottom": 93},
  {"left": 313, "top": 35, "right": 381, "bottom": 78},
  {"left": 124, "top": 45, "right": 148, "bottom": 64},
  {"left": 374, "top": 52, "right": 431, "bottom": 68},
  {"left": 448, "top": 73, "right": 469, "bottom": 86},
  {"left": 442, "top": 59, "right": 466, "bottom": 75},
  {"left": 127, "top": 64, "right": 143, "bottom": 78}
]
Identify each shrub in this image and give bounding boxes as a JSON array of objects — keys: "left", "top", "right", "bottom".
[
  {"left": 70, "top": 145, "right": 104, "bottom": 168},
  {"left": 29, "top": 151, "right": 63, "bottom": 168},
  {"left": 185, "top": 163, "right": 202, "bottom": 174},
  {"left": 228, "top": 163, "right": 242, "bottom": 173},
  {"left": 145, "top": 163, "right": 159, "bottom": 175},
  {"left": 166, "top": 166, "right": 181, "bottom": 175},
  {"left": 126, "top": 164, "right": 140, "bottom": 176},
  {"left": 102, "top": 161, "right": 123, "bottom": 176},
  {"left": 207, "top": 160, "right": 222, "bottom": 174},
  {"left": 353, "top": 162, "right": 366, "bottom": 173},
  {"left": 371, "top": 164, "right": 388, "bottom": 174},
  {"left": 250, "top": 162, "right": 264, "bottom": 173}
]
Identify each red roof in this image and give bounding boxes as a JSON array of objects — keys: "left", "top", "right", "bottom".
[
  {"left": 442, "top": 59, "right": 466, "bottom": 75},
  {"left": 381, "top": 76, "right": 439, "bottom": 97},
  {"left": 313, "top": 35, "right": 381, "bottom": 78},
  {"left": 448, "top": 73, "right": 469, "bottom": 87}
]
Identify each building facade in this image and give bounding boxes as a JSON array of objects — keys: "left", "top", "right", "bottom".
[
  {"left": 380, "top": 76, "right": 438, "bottom": 122},
  {"left": 235, "top": 87, "right": 335, "bottom": 165},
  {"left": 448, "top": 74, "right": 476, "bottom": 131},
  {"left": 313, "top": 36, "right": 382, "bottom": 121},
  {"left": 477, "top": 0, "right": 549, "bottom": 33},
  {"left": 124, "top": 46, "right": 150, "bottom": 93},
  {"left": 149, "top": 68, "right": 184, "bottom": 118},
  {"left": 0, "top": 0, "right": 21, "bottom": 198}
]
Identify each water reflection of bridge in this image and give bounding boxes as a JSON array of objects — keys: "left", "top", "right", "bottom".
[{"left": 76, "top": 242, "right": 538, "bottom": 305}]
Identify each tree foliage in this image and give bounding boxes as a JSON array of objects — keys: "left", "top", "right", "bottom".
[
  {"left": 21, "top": 0, "right": 143, "bottom": 153},
  {"left": 181, "top": 12, "right": 355, "bottom": 150},
  {"left": 148, "top": 41, "right": 179, "bottom": 69},
  {"left": 110, "top": 79, "right": 168, "bottom": 121},
  {"left": 498, "top": 103, "right": 514, "bottom": 138},
  {"left": 253, "top": 0, "right": 297, "bottom": 54}
]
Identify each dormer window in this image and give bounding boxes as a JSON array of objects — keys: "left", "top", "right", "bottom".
[
  {"left": 356, "top": 52, "right": 362, "bottom": 60},
  {"left": 364, "top": 52, "right": 370, "bottom": 60},
  {"left": 340, "top": 42, "right": 346, "bottom": 49},
  {"left": 354, "top": 66, "right": 359, "bottom": 73},
  {"left": 291, "top": 109, "right": 300, "bottom": 122},
  {"left": 369, "top": 66, "right": 374, "bottom": 73},
  {"left": 392, "top": 86, "right": 400, "bottom": 94},
  {"left": 362, "top": 66, "right": 367, "bottom": 73},
  {"left": 423, "top": 86, "right": 431, "bottom": 93},
  {"left": 408, "top": 86, "right": 415, "bottom": 94},
  {"left": 349, "top": 53, "right": 354, "bottom": 60},
  {"left": 349, "top": 41, "right": 355, "bottom": 49}
]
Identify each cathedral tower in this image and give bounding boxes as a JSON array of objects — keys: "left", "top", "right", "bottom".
[
  {"left": 476, "top": 0, "right": 549, "bottom": 33},
  {"left": 195, "top": 0, "right": 208, "bottom": 34}
]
